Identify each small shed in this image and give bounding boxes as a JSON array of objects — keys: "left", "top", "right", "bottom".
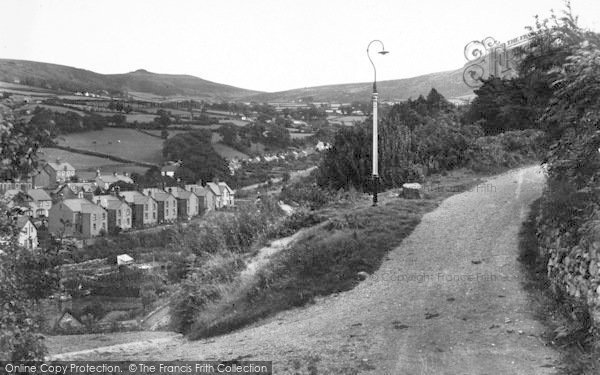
[
  {"left": 117, "top": 254, "right": 134, "bottom": 266},
  {"left": 55, "top": 311, "right": 84, "bottom": 330}
]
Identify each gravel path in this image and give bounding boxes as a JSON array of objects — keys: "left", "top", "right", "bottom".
[{"left": 54, "top": 166, "right": 558, "bottom": 374}]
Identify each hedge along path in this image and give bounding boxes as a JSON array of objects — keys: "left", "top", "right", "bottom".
[{"left": 49, "top": 166, "right": 559, "bottom": 375}]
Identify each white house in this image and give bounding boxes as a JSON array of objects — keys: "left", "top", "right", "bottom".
[
  {"left": 16, "top": 216, "right": 38, "bottom": 249},
  {"left": 218, "top": 182, "right": 235, "bottom": 207}
]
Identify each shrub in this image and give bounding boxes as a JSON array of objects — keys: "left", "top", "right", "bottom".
[
  {"left": 169, "top": 279, "right": 225, "bottom": 333},
  {"left": 267, "top": 209, "right": 326, "bottom": 238},
  {"left": 280, "top": 181, "right": 331, "bottom": 210}
]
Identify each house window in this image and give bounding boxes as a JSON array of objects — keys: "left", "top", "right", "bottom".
[
  {"left": 153, "top": 212, "right": 156, "bottom": 219},
  {"left": 102, "top": 223, "right": 106, "bottom": 229},
  {"left": 118, "top": 219, "right": 121, "bottom": 225},
  {"left": 93, "top": 214, "right": 96, "bottom": 220},
  {"left": 127, "top": 218, "right": 130, "bottom": 225},
  {"left": 93, "top": 223, "right": 96, "bottom": 230},
  {"left": 145, "top": 204, "right": 148, "bottom": 210},
  {"left": 144, "top": 213, "right": 148, "bottom": 219},
  {"left": 118, "top": 210, "right": 122, "bottom": 217},
  {"left": 102, "top": 213, "right": 106, "bottom": 220},
  {"left": 173, "top": 209, "right": 176, "bottom": 215},
  {"left": 166, "top": 201, "right": 169, "bottom": 208}
]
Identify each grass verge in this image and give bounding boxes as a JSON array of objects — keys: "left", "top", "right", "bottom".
[
  {"left": 518, "top": 199, "right": 600, "bottom": 375},
  {"left": 186, "top": 168, "right": 488, "bottom": 340}
]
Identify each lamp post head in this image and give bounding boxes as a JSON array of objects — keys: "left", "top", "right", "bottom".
[{"left": 378, "top": 50, "right": 390, "bottom": 55}]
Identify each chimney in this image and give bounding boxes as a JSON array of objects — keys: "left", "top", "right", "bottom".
[
  {"left": 55, "top": 157, "right": 61, "bottom": 164},
  {"left": 113, "top": 171, "right": 118, "bottom": 177},
  {"left": 96, "top": 169, "right": 101, "bottom": 177}
]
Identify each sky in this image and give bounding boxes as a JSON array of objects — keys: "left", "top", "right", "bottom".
[{"left": 0, "top": 0, "right": 598, "bottom": 93}]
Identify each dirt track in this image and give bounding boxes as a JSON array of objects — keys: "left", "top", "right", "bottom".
[{"left": 52, "top": 166, "right": 558, "bottom": 374}]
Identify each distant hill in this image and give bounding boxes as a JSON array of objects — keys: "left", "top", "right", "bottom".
[
  {"left": 0, "top": 59, "right": 260, "bottom": 101},
  {"left": 0, "top": 59, "right": 474, "bottom": 103},
  {"left": 242, "top": 68, "right": 474, "bottom": 103}
]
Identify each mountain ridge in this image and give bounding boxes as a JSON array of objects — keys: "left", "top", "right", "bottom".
[
  {"left": 0, "top": 59, "right": 474, "bottom": 103},
  {"left": 0, "top": 59, "right": 260, "bottom": 100}
]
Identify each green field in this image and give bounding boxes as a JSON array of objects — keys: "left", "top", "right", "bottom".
[
  {"left": 290, "top": 132, "right": 315, "bottom": 139},
  {"left": 39, "top": 148, "right": 148, "bottom": 179},
  {"left": 24, "top": 104, "right": 87, "bottom": 116},
  {"left": 218, "top": 119, "right": 250, "bottom": 126},
  {"left": 212, "top": 143, "right": 249, "bottom": 160},
  {"left": 57, "top": 128, "right": 164, "bottom": 164},
  {"left": 93, "top": 111, "right": 158, "bottom": 123},
  {"left": 56, "top": 128, "right": 249, "bottom": 168}
]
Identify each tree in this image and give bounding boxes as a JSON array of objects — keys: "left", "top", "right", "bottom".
[
  {"left": 462, "top": 5, "right": 583, "bottom": 136},
  {"left": 1, "top": 105, "right": 59, "bottom": 360},
  {"left": 163, "top": 131, "right": 229, "bottom": 183},
  {"left": 155, "top": 109, "right": 171, "bottom": 128}
]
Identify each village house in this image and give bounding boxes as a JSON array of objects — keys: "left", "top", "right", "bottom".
[
  {"left": 25, "top": 189, "right": 53, "bottom": 217},
  {"left": 218, "top": 182, "right": 235, "bottom": 207},
  {"left": 95, "top": 170, "right": 134, "bottom": 191},
  {"left": 160, "top": 162, "right": 180, "bottom": 178},
  {"left": 119, "top": 191, "right": 158, "bottom": 228},
  {"left": 141, "top": 188, "right": 177, "bottom": 223},
  {"left": 4, "top": 189, "right": 34, "bottom": 217},
  {"left": 184, "top": 183, "right": 215, "bottom": 212},
  {"left": 92, "top": 195, "right": 132, "bottom": 232},
  {"left": 54, "top": 182, "right": 98, "bottom": 202},
  {"left": 0, "top": 180, "right": 32, "bottom": 194},
  {"left": 48, "top": 198, "right": 108, "bottom": 239},
  {"left": 205, "top": 182, "right": 223, "bottom": 209},
  {"left": 16, "top": 216, "right": 38, "bottom": 249},
  {"left": 166, "top": 186, "right": 199, "bottom": 219},
  {"left": 34, "top": 161, "right": 76, "bottom": 189}
]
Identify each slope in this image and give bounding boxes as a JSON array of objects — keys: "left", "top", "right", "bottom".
[
  {"left": 243, "top": 68, "right": 474, "bottom": 103},
  {"left": 0, "top": 59, "right": 260, "bottom": 100}
]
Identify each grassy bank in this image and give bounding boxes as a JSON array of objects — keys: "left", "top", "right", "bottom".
[
  {"left": 183, "top": 167, "right": 490, "bottom": 340},
  {"left": 518, "top": 199, "right": 600, "bottom": 374}
]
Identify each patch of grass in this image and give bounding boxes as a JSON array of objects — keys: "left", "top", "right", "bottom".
[
  {"left": 187, "top": 196, "right": 437, "bottom": 340},
  {"left": 518, "top": 199, "right": 600, "bottom": 375},
  {"left": 57, "top": 128, "right": 164, "bottom": 164}
]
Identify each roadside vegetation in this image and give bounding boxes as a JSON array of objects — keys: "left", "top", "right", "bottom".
[
  {"left": 171, "top": 84, "right": 546, "bottom": 339},
  {"left": 5, "top": 2, "right": 599, "bottom": 365},
  {"left": 469, "top": 3, "right": 600, "bottom": 372}
]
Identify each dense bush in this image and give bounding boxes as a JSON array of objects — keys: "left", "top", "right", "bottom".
[
  {"left": 168, "top": 198, "right": 285, "bottom": 331},
  {"left": 267, "top": 209, "right": 327, "bottom": 238},
  {"left": 163, "top": 130, "right": 230, "bottom": 184},
  {"left": 469, "top": 129, "right": 546, "bottom": 172},
  {"left": 316, "top": 101, "right": 543, "bottom": 192},
  {"left": 280, "top": 180, "right": 332, "bottom": 210},
  {"left": 531, "top": 7, "right": 600, "bottom": 340}
]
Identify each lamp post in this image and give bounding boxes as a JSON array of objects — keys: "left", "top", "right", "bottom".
[{"left": 367, "top": 40, "right": 389, "bottom": 206}]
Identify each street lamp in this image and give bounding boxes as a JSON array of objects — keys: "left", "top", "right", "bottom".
[{"left": 367, "top": 39, "right": 389, "bottom": 206}]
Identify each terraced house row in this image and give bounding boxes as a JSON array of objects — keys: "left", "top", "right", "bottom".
[{"left": 2, "top": 161, "right": 236, "bottom": 242}]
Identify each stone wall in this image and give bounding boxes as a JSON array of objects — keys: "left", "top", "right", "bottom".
[{"left": 537, "top": 188, "right": 600, "bottom": 326}]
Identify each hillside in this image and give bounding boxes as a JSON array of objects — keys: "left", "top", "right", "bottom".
[
  {"left": 0, "top": 59, "right": 260, "bottom": 100},
  {"left": 0, "top": 59, "right": 474, "bottom": 103},
  {"left": 243, "top": 68, "right": 474, "bottom": 103}
]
